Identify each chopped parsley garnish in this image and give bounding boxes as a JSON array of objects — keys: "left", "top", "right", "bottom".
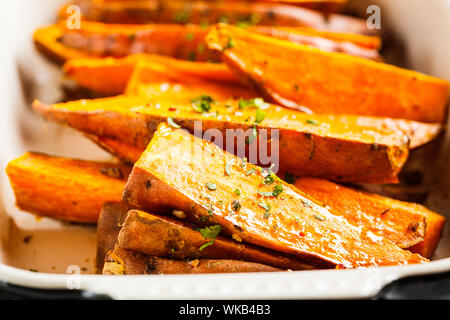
[
  {"left": 258, "top": 202, "right": 271, "bottom": 212},
  {"left": 284, "top": 172, "right": 296, "bottom": 184},
  {"left": 225, "top": 158, "right": 236, "bottom": 176},
  {"left": 314, "top": 214, "right": 326, "bottom": 221},
  {"left": 272, "top": 184, "right": 283, "bottom": 196},
  {"left": 199, "top": 240, "right": 215, "bottom": 251},
  {"left": 238, "top": 98, "right": 267, "bottom": 110},
  {"left": 259, "top": 183, "right": 283, "bottom": 197},
  {"left": 198, "top": 225, "right": 221, "bottom": 251},
  {"left": 306, "top": 119, "right": 319, "bottom": 126},
  {"left": 241, "top": 157, "right": 247, "bottom": 168},
  {"left": 234, "top": 189, "right": 241, "bottom": 196},
  {"left": 264, "top": 211, "right": 271, "bottom": 219},
  {"left": 191, "top": 95, "right": 214, "bottom": 113},
  {"left": 255, "top": 109, "right": 266, "bottom": 125},
  {"left": 232, "top": 200, "right": 241, "bottom": 211},
  {"left": 199, "top": 225, "right": 222, "bottom": 239},
  {"left": 263, "top": 174, "right": 275, "bottom": 185},
  {"left": 224, "top": 36, "right": 235, "bottom": 50},
  {"left": 167, "top": 117, "right": 181, "bottom": 128},
  {"left": 245, "top": 168, "right": 256, "bottom": 176},
  {"left": 301, "top": 199, "right": 312, "bottom": 208},
  {"left": 205, "top": 182, "right": 217, "bottom": 190}
]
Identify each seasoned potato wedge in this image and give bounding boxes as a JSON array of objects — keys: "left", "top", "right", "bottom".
[
  {"left": 206, "top": 24, "right": 449, "bottom": 122},
  {"left": 122, "top": 123, "right": 428, "bottom": 268}
]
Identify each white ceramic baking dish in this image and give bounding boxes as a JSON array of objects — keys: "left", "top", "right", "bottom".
[{"left": 0, "top": 0, "right": 449, "bottom": 299}]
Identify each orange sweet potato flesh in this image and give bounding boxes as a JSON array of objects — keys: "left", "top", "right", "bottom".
[
  {"left": 103, "top": 245, "right": 280, "bottom": 274},
  {"left": 5, "top": 152, "right": 130, "bottom": 224},
  {"left": 293, "top": 177, "right": 445, "bottom": 257},
  {"left": 63, "top": 54, "right": 239, "bottom": 96},
  {"left": 63, "top": 0, "right": 364, "bottom": 32},
  {"left": 96, "top": 202, "right": 131, "bottom": 273},
  {"left": 118, "top": 210, "right": 317, "bottom": 269},
  {"left": 33, "top": 97, "right": 442, "bottom": 183},
  {"left": 122, "top": 123, "right": 428, "bottom": 268},
  {"left": 34, "top": 22, "right": 219, "bottom": 63},
  {"left": 36, "top": 20, "right": 379, "bottom": 65},
  {"left": 206, "top": 24, "right": 450, "bottom": 123}
]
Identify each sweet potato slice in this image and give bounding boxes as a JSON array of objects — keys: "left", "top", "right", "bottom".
[
  {"left": 63, "top": 0, "right": 364, "bottom": 32},
  {"left": 5, "top": 152, "right": 130, "bottom": 223},
  {"left": 36, "top": 19, "right": 379, "bottom": 65},
  {"left": 34, "top": 97, "right": 431, "bottom": 183},
  {"left": 118, "top": 210, "right": 317, "bottom": 270},
  {"left": 122, "top": 123, "right": 428, "bottom": 268},
  {"left": 34, "top": 22, "right": 218, "bottom": 63},
  {"left": 292, "top": 177, "right": 444, "bottom": 253},
  {"left": 33, "top": 96, "right": 443, "bottom": 183},
  {"left": 103, "top": 246, "right": 280, "bottom": 275},
  {"left": 206, "top": 24, "right": 449, "bottom": 123},
  {"left": 96, "top": 202, "right": 131, "bottom": 273},
  {"left": 63, "top": 54, "right": 239, "bottom": 95}
]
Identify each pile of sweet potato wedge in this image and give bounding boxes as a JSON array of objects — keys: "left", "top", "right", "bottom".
[{"left": 6, "top": 0, "right": 449, "bottom": 274}]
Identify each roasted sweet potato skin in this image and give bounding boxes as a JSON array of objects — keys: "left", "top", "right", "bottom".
[
  {"left": 5, "top": 152, "right": 130, "bottom": 224},
  {"left": 122, "top": 123, "right": 428, "bottom": 268},
  {"left": 118, "top": 210, "right": 318, "bottom": 270},
  {"left": 206, "top": 24, "right": 449, "bottom": 123},
  {"left": 32, "top": 97, "right": 428, "bottom": 183},
  {"left": 103, "top": 246, "right": 280, "bottom": 275},
  {"left": 96, "top": 202, "right": 131, "bottom": 273}
]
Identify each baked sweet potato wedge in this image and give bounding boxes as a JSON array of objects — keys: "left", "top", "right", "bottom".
[
  {"left": 124, "top": 61, "right": 256, "bottom": 100},
  {"left": 293, "top": 177, "right": 445, "bottom": 257},
  {"left": 96, "top": 202, "right": 131, "bottom": 273},
  {"left": 122, "top": 123, "right": 428, "bottom": 268},
  {"left": 62, "top": 0, "right": 362, "bottom": 31},
  {"left": 206, "top": 24, "right": 450, "bottom": 123},
  {"left": 36, "top": 20, "right": 379, "bottom": 65},
  {"left": 34, "top": 22, "right": 218, "bottom": 63},
  {"left": 118, "top": 210, "right": 317, "bottom": 269},
  {"left": 33, "top": 97, "right": 443, "bottom": 183},
  {"left": 103, "top": 246, "right": 280, "bottom": 275},
  {"left": 5, "top": 152, "right": 130, "bottom": 223},
  {"left": 63, "top": 54, "right": 239, "bottom": 96}
]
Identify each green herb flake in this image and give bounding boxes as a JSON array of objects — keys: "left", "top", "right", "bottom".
[
  {"left": 205, "top": 182, "right": 217, "bottom": 190},
  {"left": 258, "top": 202, "right": 271, "bottom": 212},
  {"left": 198, "top": 225, "right": 221, "bottom": 239},
  {"left": 199, "top": 240, "right": 215, "bottom": 251},
  {"left": 255, "top": 109, "right": 266, "bottom": 125},
  {"left": 306, "top": 119, "right": 319, "bottom": 126},
  {"left": 167, "top": 117, "right": 181, "bottom": 128},
  {"left": 314, "top": 214, "right": 326, "bottom": 221},
  {"left": 232, "top": 200, "right": 241, "bottom": 212},
  {"left": 225, "top": 158, "right": 236, "bottom": 176},
  {"left": 263, "top": 174, "right": 275, "bottom": 185},
  {"left": 224, "top": 36, "right": 235, "bottom": 50},
  {"left": 234, "top": 188, "right": 241, "bottom": 196},
  {"left": 191, "top": 95, "right": 214, "bottom": 113},
  {"left": 241, "top": 157, "right": 247, "bottom": 168},
  {"left": 263, "top": 211, "right": 271, "bottom": 219},
  {"left": 301, "top": 199, "right": 312, "bottom": 208},
  {"left": 245, "top": 168, "right": 256, "bottom": 176},
  {"left": 185, "top": 33, "right": 194, "bottom": 41},
  {"left": 272, "top": 184, "right": 283, "bottom": 197}
]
